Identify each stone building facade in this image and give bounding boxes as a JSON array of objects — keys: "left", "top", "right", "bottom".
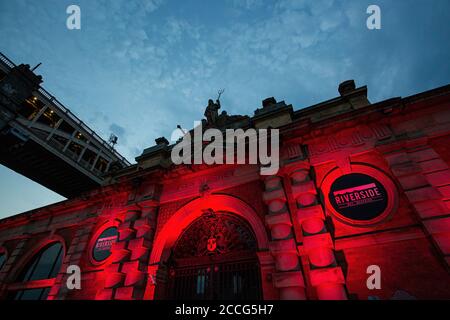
[{"left": 0, "top": 80, "right": 449, "bottom": 300}]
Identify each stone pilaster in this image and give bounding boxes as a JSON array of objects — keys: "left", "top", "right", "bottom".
[
  {"left": 256, "top": 251, "right": 278, "bottom": 300},
  {"left": 286, "top": 163, "right": 347, "bottom": 300},
  {"left": 0, "top": 238, "right": 29, "bottom": 299},
  {"left": 262, "top": 175, "right": 306, "bottom": 300},
  {"left": 143, "top": 263, "right": 168, "bottom": 300},
  {"left": 96, "top": 205, "right": 157, "bottom": 300},
  {"left": 52, "top": 222, "right": 96, "bottom": 300}
]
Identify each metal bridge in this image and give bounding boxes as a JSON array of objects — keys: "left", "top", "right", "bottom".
[{"left": 0, "top": 52, "right": 131, "bottom": 198}]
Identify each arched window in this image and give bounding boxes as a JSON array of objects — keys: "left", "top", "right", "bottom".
[
  {"left": 8, "top": 242, "right": 63, "bottom": 300},
  {"left": 0, "top": 251, "right": 6, "bottom": 271}
]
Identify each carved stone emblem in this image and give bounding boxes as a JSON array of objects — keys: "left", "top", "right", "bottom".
[
  {"left": 172, "top": 212, "right": 257, "bottom": 259},
  {"left": 207, "top": 237, "right": 217, "bottom": 252}
]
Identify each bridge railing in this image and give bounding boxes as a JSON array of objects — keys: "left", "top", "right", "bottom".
[{"left": 0, "top": 52, "right": 131, "bottom": 167}]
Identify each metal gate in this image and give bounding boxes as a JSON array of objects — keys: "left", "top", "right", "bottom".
[{"left": 168, "top": 259, "right": 261, "bottom": 300}]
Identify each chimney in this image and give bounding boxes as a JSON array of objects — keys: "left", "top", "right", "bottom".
[{"left": 338, "top": 80, "right": 356, "bottom": 96}]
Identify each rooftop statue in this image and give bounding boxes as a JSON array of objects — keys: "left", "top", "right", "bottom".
[
  {"left": 204, "top": 98, "right": 221, "bottom": 125},
  {"left": 204, "top": 89, "right": 224, "bottom": 125}
]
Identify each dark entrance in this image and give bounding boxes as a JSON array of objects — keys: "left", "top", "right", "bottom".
[{"left": 166, "top": 211, "right": 262, "bottom": 300}]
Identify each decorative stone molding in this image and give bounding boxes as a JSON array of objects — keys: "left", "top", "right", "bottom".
[
  {"left": 262, "top": 174, "right": 306, "bottom": 300},
  {"left": 308, "top": 124, "right": 392, "bottom": 167},
  {"left": 284, "top": 162, "right": 348, "bottom": 300}
]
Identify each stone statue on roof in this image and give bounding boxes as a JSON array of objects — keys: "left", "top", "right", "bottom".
[
  {"left": 204, "top": 99, "right": 220, "bottom": 125},
  {"left": 204, "top": 89, "right": 224, "bottom": 125}
]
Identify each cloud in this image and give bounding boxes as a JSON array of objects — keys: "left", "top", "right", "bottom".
[
  {"left": 227, "top": 0, "right": 264, "bottom": 10},
  {"left": 3, "top": 0, "right": 449, "bottom": 162}
]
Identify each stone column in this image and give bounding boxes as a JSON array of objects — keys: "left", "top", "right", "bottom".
[
  {"left": 262, "top": 175, "right": 306, "bottom": 300},
  {"left": 97, "top": 205, "right": 157, "bottom": 300},
  {"left": 0, "top": 238, "right": 29, "bottom": 299},
  {"left": 256, "top": 251, "right": 278, "bottom": 300},
  {"left": 287, "top": 164, "right": 347, "bottom": 300},
  {"left": 143, "top": 263, "right": 168, "bottom": 300},
  {"left": 51, "top": 222, "right": 96, "bottom": 300},
  {"left": 382, "top": 140, "right": 450, "bottom": 268}
]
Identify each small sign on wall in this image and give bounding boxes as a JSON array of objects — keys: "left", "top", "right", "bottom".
[
  {"left": 329, "top": 173, "right": 388, "bottom": 221},
  {"left": 92, "top": 227, "right": 118, "bottom": 262},
  {"left": 322, "top": 165, "right": 398, "bottom": 227}
]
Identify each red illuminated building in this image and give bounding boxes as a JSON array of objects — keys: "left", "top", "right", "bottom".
[{"left": 0, "top": 79, "right": 450, "bottom": 300}]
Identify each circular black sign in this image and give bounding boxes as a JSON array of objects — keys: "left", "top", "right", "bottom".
[
  {"left": 328, "top": 173, "right": 388, "bottom": 221},
  {"left": 92, "top": 227, "right": 118, "bottom": 262}
]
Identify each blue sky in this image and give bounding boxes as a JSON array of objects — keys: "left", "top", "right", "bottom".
[{"left": 0, "top": 0, "right": 449, "bottom": 219}]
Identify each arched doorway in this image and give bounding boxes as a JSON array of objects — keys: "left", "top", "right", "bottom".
[
  {"left": 166, "top": 210, "right": 262, "bottom": 300},
  {"left": 148, "top": 194, "right": 272, "bottom": 300}
]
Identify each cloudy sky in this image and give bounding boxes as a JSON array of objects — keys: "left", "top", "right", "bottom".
[{"left": 0, "top": 0, "right": 449, "bottom": 219}]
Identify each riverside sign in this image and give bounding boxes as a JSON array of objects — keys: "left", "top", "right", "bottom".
[{"left": 329, "top": 173, "right": 388, "bottom": 222}]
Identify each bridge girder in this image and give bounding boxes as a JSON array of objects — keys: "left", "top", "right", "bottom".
[{"left": 0, "top": 52, "right": 130, "bottom": 198}]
